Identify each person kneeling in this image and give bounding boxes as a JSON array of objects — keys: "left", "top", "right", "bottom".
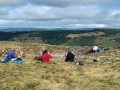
[{"left": 65, "top": 51, "right": 75, "bottom": 62}]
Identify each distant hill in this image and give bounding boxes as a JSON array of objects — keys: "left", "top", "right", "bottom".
[{"left": 0, "top": 28, "right": 120, "bottom": 48}]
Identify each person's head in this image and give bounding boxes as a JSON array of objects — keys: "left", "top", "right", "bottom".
[
  {"left": 68, "top": 51, "right": 73, "bottom": 54},
  {"left": 7, "top": 48, "right": 12, "bottom": 50},
  {"left": 68, "top": 51, "right": 71, "bottom": 53},
  {"left": 43, "top": 50, "right": 48, "bottom": 54}
]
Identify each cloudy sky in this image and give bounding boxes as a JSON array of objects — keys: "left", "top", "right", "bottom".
[{"left": 0, "top": 0, "right": 120, "bottom": 28}]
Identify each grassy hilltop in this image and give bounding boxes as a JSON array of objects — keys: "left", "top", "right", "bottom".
[
  {"left": 0, "top": 41, "right": 120, "bottom": 90},
  {"left": 0, "top": 29, "right": 120, "bottom": 90}
]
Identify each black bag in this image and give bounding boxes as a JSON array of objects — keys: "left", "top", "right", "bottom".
[{"left": 16, "top": 58, "right": 22, "bottom": 60}]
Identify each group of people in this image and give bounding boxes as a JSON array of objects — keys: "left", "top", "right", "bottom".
[
  {"left": 0, "top": 48, "right": 75, "bottom": 63},
  {"left": 0, "top": 45, "right": 102, "bottom": 63},
  {"left": 35, "top": 50, "right": 75, "bottom": 62}
]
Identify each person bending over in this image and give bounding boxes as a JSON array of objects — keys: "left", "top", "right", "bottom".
[{"left": 1, "top": 49, "right": 17, "bottom": 63}]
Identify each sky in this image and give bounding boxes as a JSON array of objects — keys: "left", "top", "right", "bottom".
[{"left": 0, "top": 0, "right": 120, "bottom": 28}]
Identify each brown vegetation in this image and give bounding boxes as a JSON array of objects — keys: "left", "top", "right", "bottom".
[{"left": 66, "top": 31, "right": 105, "bottom": 38}]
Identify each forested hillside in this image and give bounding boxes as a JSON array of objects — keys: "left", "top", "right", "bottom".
[{"left": 0, "top": 28, "right": 120, "bottom": 48}]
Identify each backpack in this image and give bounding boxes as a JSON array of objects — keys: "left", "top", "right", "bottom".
[{"left": 75, "top": 61, "right": 84, "bottom": 66}]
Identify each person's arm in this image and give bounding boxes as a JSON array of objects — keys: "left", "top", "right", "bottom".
[
  {"left": 49, "top": 54, "right": 52, "bottom": 59},
  {"left": 49, "top": 54, "right": 52, "bottom": 61},
  {"left": 12, "top": 52, "right": 17, "bottom": 58}
]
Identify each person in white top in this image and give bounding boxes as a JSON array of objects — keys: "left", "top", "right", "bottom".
[{"left": 92, "top": 45, "right": 98, "bottom": 52}]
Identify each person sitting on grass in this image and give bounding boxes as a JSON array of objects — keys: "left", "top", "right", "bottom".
[
  {"left": 92, "top": 45, "right": 103, "bottom": 53},
  {"left": 1, "top": 48, "right": 17, "bottom": 63},
  {"left": 65, "top": 51, "right": 75, "bottom": 62},
  {"left": 41, "top": 50, "right": 52, "bottom": 62},
  {"left": 92, "top": 45, "right": 99, "bottom": 52}
]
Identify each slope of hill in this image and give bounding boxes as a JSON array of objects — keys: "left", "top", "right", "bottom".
[
  {"left": 0, "top": 28, "right": 120, "bottom": 48},
  {"left": 0, "top": 41, "right": 120, "bottom": 90}
]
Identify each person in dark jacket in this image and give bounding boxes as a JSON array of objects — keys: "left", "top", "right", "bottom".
[
  {"left": 65, "top": 51, "right": 75, "bottom": 62},
  {"left": 1, "top": 49, "right": 17, "bottom": 63}
]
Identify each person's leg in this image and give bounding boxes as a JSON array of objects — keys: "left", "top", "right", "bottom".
[
  {"left": 65, "top": 59, "right": 68, "bottom": 62},
  {"left": 1, "top": 54, "right": 8, "bottom": 63}
]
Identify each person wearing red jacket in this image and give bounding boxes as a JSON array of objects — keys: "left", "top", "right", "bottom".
[{"left": 41, "top": 50, "right": 52, "bottom": 62}]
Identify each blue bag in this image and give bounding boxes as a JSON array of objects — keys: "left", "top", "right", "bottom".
[
  {"left": 10, "top": 58, "right": 24, "bottom": 64},
  {"left": 97, "top": 48, "right": 102, "bottom": 52}
]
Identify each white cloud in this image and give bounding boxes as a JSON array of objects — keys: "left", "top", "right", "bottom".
[
  {"left": 75, "top": 24, "right": 106, "bottom": 28},
  {"left": 0, "top": 5, "right": 101, "bottom": 20}
]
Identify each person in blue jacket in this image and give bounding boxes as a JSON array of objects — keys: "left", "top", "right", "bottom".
[
  {"left": 1, "top": 49, "right": 17, "bottom": 63},
  {"left": 65, "top": 51, "right": 75, "bottom": 62}
]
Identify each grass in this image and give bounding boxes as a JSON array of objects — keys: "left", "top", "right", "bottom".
[{"left": 0, "top": 41, "right": 120, "bottom": 90}]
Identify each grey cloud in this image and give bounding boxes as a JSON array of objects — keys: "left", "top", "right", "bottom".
[
  {"left": 0, "top": 0, "right": 26, "bottom": 7},
  {"left": 0, "top": 8, "right": 9, "bottom": 15},
  {"left": 31, "top": 0, "right": 116, "bottom": 7},
  {"left": 112, "top": 11, "right": 120, "bottom": 20},
  {"left": 0, "top": 0, "right": 120, "bottom": 28},
  {"left": 0, "top": 4, "right": 120, "bottom": 27}
]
